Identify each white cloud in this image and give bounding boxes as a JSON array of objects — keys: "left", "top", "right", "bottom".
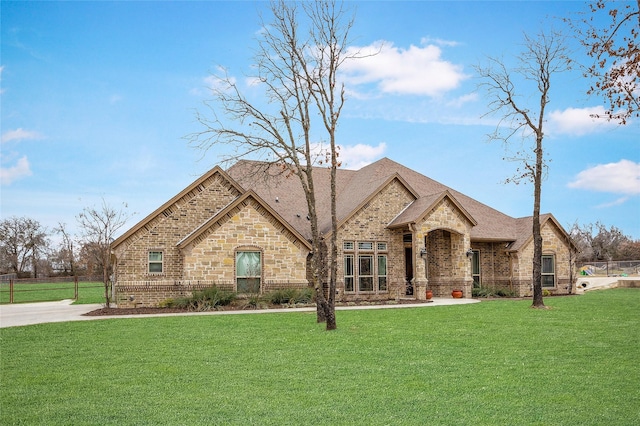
[
  {"left": 568, "top": 159, "right": 640, "bottom": 195},
  {"left": 0, "top": 156, "right": 32, "bottom": 185},
  {"left": 548, "top": 106, "right": 619, "bottom": 136},
  {"left": 446, "top": 92, "right": 478, "bottom": 108},
  {"left": 595, "top": 196, "right": 630, "bottom": 209},
  {"left": 342, "top": 40, "right": 467, "bottom": 97},
  {"left": 339, "top": 143, "right": 387, "bottom": 169},
  {"left": 1, "top": 128, "right": 44, "bottom": 144},
  {"left": 420, "top": 37, "right": 461, "bottom": 48}
]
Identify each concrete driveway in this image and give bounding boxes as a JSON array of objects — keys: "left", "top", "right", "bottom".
[
  {"left": 0, "top": 300, "right": 103, "bottom": 328},
  {"left": 1, "top": 297, "right": 479, "bottom": 328}
]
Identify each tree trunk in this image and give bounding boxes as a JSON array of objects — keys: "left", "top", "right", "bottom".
[
  {"left": 103, "top": 258, "right": 110, "bottom": 308},
  {"left": 531, "top": 137, "right": 545, "bottom": 308}
]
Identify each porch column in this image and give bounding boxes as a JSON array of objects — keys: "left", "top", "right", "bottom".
[{"left": 415, "top": 241, "right": 428, "bottom": 300}]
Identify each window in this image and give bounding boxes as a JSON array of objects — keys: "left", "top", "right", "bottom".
[
  {"left": 343, "top": 240, "right": 389, "bottom": 294},
  {"left": 378, "top": 255, "right": 387, "bottom": 291},
  {"left": 236, "top": 251, "right": 261, "bottom": 293},
  {"left": 344, "top": 255, "right": 354, "bottom": 292},
  {"left": 471, "top": 250, "right": 480, "bottom": 288},
  {"left": 358, "top": 241, "right": 373, "bottom": 251},
  {"left": 148, "top": 251, "right": 163, "bottom": 274},
  {"left": 542, "top": 255, "right": 555, "bottom": 288},
  {"left": 358, "top": 255, "right": 374, "bottom": 291}
]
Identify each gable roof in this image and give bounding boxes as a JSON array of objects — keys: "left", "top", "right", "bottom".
[
  {"left": 176, "top": 190, "right": 312, "bottom": 251},
  {"left": 112, "top": 156, "right": 566, "bottom": 252},
  {"left": 332, "top": 173, "right": 420, "bottom": 233},
  {"left": 509, "top": 213, "right": 575, "bottom": 252},
  {"left": 388, "top": 190, "right": 477, "bottom": 229},
  {"left": 111, "top": 166, "right": 244, "bottom": 249},
  {"left": 226, "top": 157, "right": 540, "bottom": 245}
]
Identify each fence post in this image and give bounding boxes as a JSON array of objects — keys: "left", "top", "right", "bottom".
[
  {"left": 74, "top": 276, "right": 79, "bottom": 300},
  {"left": 9, "top": 279, "right": 14, "bottom": 304}
]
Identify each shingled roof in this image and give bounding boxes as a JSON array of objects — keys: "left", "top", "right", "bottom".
[{"left": 226, "top": 157, "right": 562, "bottom": 249}]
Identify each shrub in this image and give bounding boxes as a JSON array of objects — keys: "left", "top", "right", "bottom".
[
  {"left": 290, "top": 288, "right": 313, "bottom": 304},
  {"left": 158, "top": 298, "right": 174, "bottom": 308},
  {"left": 241, "top": 294, "right": 265, "bottom": 310},
  {"left": 472, "top": 287, "right": 516, "bottom": 298},
  {"left": 265, "top": 288, "right": 314, "bottom": 305},
  {"left": 173, "top": 286, "right": 236, "bottom": 311},
  {"left": 494, "top": 288, "right": 516, "bottom": 297}
]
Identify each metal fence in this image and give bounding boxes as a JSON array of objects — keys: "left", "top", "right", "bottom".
[
  {"left": 0, "top": 276, "right": 103, "bottom": 304},
  {"left": 577, "top": 260, "right": 640, "bottom": 277}
]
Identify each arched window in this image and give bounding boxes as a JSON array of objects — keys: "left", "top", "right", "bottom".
[{"left": 236, "top": 251, "right": 261, "bottom": 293}]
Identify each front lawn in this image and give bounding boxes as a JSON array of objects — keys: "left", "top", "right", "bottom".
[{"left": 1, "top": 289, "right": 638, "bottom": 425}]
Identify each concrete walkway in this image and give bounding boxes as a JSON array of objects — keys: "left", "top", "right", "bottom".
[{"left": 0, "top": 297, "right": 479, "bottom": 328}]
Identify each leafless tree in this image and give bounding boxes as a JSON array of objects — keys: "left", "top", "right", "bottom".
[
  {"left": 189, "top": 0, "right": 358, "bottom": 330},
  {"left": 567, "top": 0, "right": 639, "bottom": 124},
  {"left": 77, "top": 199, "right": 132, "bottom": 307},
  {"left": 52, "top": 222, "right": 78, "bottom": 276},
  {"left": 570, "top": 221, "right": 635, "bottom": 262},
  {"left": 475, "top": 30, "right": 571, "bottom": 308},
  {"left": 0, "top": 216, "right": 49, "bottom": 277}
]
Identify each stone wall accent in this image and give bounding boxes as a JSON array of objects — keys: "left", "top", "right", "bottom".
[
  {"left": 512, "top": 221, "right": 574, "bottom": 296},
  {"left": 180, "top": 198, "right": 309, "bottom": 285},
  {"left": 415, "top": 197, "right": 474, "bottom": 298}
]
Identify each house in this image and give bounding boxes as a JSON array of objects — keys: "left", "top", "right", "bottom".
[{"left": 110, "top": 158, "right": 576, "bottom": 307}]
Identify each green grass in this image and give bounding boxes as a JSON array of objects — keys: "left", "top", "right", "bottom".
[
  {"left": 1, "top": 289, "right": 638, "bottom": 425},
  {"left": 0, "top": 281, "right": 104, "bottom": 304}
]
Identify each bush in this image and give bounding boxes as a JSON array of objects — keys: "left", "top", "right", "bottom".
[
  {"left": 158, "top": 298, "right": 174, "bottom": 308},
  {"left": 173, "top": 286, "right": 236, "bottom": 311},
  {"left": 494, "top": 288, "right": 516, "bottom": 297},
  {"left": 265, "top": 288, "right": 314, "bottom": 305},
  {"left": 240, "top": 294, "right": 267, "bottom": 310},
  {"left": 472, "top": 287, "right": 516, "bottom": 298}
]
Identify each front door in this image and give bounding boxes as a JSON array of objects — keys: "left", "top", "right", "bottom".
[{"left": 405, "top": 246, "right": 413, "bottom": 295}]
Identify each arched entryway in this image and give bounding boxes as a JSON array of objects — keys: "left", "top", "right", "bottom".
[{"left": 423, "top": 228, "right": 471, "bottom": 297}]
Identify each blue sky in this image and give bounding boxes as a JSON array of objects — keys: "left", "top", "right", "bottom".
[{"left": 2, "top": 1, "right": 639, "bottom": 241}]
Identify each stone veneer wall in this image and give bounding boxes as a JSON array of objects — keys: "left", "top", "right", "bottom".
[
  {"left": 416, "top": 197, "right": 474, "bottom": 298},
  {"left": 181, "top": 198, "right": 309, "bottom": 284},
  {"left": 112, "top": 172, "right": 242, "bottom": 283},
  {"left": 335, "top": 179, "right": 414, "bottom": 301},
  {"left": 512, "top": 221, "right": 574, "bottom": 297}
]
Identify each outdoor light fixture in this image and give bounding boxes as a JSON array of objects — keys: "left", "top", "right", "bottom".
[
  {"left": 420, "top": 248, "right": 427, "bottom": 258},
  {"left": 466, "top": 248, "right": 474, "bottom": 258}
]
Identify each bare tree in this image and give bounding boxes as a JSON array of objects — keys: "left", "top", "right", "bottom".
[
  {"left": 475, "top": 30, "right": 571, "bottom": 308},
  {"left": 77, "top": 199, "right": 132, "bottom": 307},
  {"left": 567, "top": 0, "right": 639, "bottom": 124},
  {"left": 52, "top": 222, "right": 78, "bottom": 276},
  {"left": 189, "top": 0, "right": 357, "bottom": 330},
  {"left": 570, "top": 221, "right": 634, "bottom": 262},
  {"left": 0, "top": 216, "right": 48, "bottom": 277}
]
